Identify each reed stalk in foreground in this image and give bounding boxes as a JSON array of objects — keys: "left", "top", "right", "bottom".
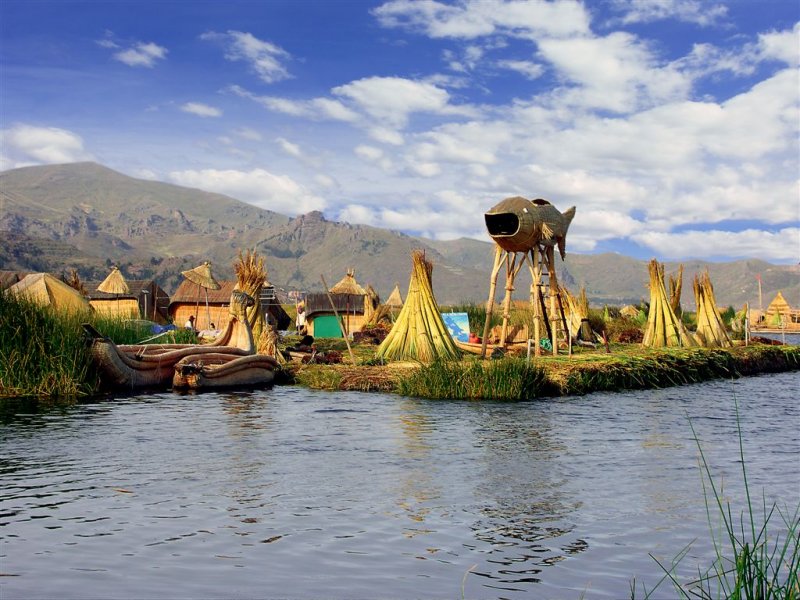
[{"left": 633, "top": 398, "right": 800, "bottom": 599}]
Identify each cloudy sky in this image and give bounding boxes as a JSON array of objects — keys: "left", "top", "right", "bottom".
[{"left": 1, "top": 0, "right": 798, "bottom": 263}]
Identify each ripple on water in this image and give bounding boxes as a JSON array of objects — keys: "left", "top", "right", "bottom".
[{"left": 0, "top": 373, "right": 798, "bottom": 599}]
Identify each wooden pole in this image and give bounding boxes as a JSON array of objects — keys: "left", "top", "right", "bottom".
[
  {"left": 320, "top": 275, "right": 357, "bottom": 366},
  {"left": 481, "top": 245, "right": 505, "bottom": 359}
]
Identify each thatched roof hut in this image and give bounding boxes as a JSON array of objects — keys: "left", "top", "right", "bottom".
[
  {"left": 385, "top": 284, "right": 403, "bottom": 308},
  {"left": 305, "top": 270, "right": 368, "bottom": 338},
  {"left": 8, "top": 273, "right": 92, "bottom": 314},
  {"left": 87, "top": 279, "right": 170, "bottom": 322},
  {"left": 328, "top": 269, "right": 366, "bottom": 295},
  {"left": 168, "top": 280, "right": 289, "bottom": 331}
]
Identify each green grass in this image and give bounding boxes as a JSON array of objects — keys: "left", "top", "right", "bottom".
[
  {"left": 634, "top": 399, "right": 800, "bottom": 599},
  {"left": 396, "top": 357, "right": 549, "bottom": 400},
  {"left": 0, "top": 293, "right": 195, "bottom": 399}
]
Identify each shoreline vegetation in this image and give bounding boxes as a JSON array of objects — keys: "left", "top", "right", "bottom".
[{"left": 1, "top": 292, "right": 798, "bottom": 402}]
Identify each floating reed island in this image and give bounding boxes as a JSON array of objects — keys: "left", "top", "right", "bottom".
[{"left": 3, "top": 193, "right": 799, "bottom": 401}]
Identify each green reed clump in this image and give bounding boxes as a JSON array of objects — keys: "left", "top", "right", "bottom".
[
  {"left": 634, "top": 399, "right": 800, "bottom": 599},
  {"left": 397, "top": 357, "right": 549, "bottom": 400},
  {"left": 0, "top": 292, "right": 96, "bottom": 398},
  {"left": 1, "top": 293, "right": 199, "bottom": 399}
]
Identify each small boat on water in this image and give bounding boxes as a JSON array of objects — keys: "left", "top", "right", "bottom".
[
  {"left": 86, "top": 291, "right": 258, "bottom": 389},
  {"left": 172, "top": 353, "right": 280, "bottom": 390}
]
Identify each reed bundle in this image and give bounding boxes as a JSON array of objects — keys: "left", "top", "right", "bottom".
[
  {"left": 65, "top": 268, "right": 88, "bottom": 297},
  {"left": 233, "top": 249, "right": 267, "bottom": 341},
  {"left": 376, "top": 251, "right": 460, "bottom": 363},
  {"left": 668, "top": 264, "right": 683, "bottom": 316},
  {"left": 693, "top": 271, "right": 732, "bottom": 347},
  {"left": 257, "top": 324, "right": 286, "bottom": 364},
  {"left": 642, "top": 259, "right": 697, "bottom": 348},
  {"left": 560, "top": 285, "right": 594, "bottom": 341}
]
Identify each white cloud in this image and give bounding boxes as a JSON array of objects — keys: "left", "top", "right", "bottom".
[
  {"left": 113, "top": 42, "right": 167, "bottom": 68},
  {"left": 229, "top": 85, "right": 359, "bottom": 122},
  {"left": 168, "top": 168, "right": 326, "bottom": 215},
  {"left": 0, "top": 123, "right": 93, "bottom": 167},
  {"left": 201, "top": 30, "right": 290, "bottom": 83},
  {"left": 372, "top": 0, "right": 591, "bottom": 40},
  {"left": 368, "top": 126, "right": 405, "bottom": 146},
  {"left": 758, "top": 23, "right": 800, "bottom": 67},
  {"left": 610, "top": 0, "right": 728, "bottom": 26},
  {"left": 496, "top": 59, "right": 545, "bottom": 80},
  {"left": 332, "top": 76, "right": 475, "bottom": 127},
  {"left": 276, "top": 137, "right": 302, "bottom": 158},
  {"left": 180, "top": 102, "right": 222, "bottom": 117},
  {"left": 633, "top": 228, "right": 800, "bottom": 262},
  {"left": 234, "top": 127, "right": 263, "bottom": 141}
]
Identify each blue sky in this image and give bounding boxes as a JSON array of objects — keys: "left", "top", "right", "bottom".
[{"left": 1, "top": 0, "right": 798, "bottom": 263}]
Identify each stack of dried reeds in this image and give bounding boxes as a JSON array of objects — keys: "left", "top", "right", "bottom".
[
  {"left": 257, "top": 323, "right": 286, "bottom": 364},
  {"left": 560, "top": 285, "right": 594, "bottom": 341},
  {"left": 65, "top": 268, "right": 88, "bottom": 297},
  {"left": 642, "top": 259, "right": 697, "bottom": 348},
  {"left": 693, "top": 272, "right": 732, "bottom": 347},
  {"left": 668, "top": 264, "right": 683, "bottom": 316},
  {"left": 233, "top": 249, "right": 267, "bottom": 342},
  {"left": 363, "top": 285, "right": 380, "bottom": 322},
  {"left": 376, "top": 251, "right": 460, "bottom": 363}
]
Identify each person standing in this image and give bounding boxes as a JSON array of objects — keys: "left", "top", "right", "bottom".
[
  {"left": 184, "top": 315, "right": 196, "bottom": 331},
  {"left": 295, "top": 304, "right": 307, "bottom": 335}
]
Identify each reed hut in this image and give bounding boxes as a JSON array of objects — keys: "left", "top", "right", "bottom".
[
  {"left": 86, "top": 279, "right": 170, "bottom": 322},
  {"left": 169, "top": 279, "right": 238, "bottom": 330},
  {"left": 763, "top": 291, "right": 799, "bottom": 328},
  {"left": 385, "top": 284, "right": 404, "bottom": 309},
  {"left": 305, "top": 269, "right": 368, "bottom": 338},
  {"left": 7, "top": 273, "right": 92, "bottom": 315}
]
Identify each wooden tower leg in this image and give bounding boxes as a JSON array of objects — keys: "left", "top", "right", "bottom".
[
  {"left": 481, "top": 244, "right": 505, "bottom": 359},
  {"left": 530, "top": 246, "right": 543, "bottom": 356},
  {"left": 546, "top": 246, "right": 559, "bottom": 356}
]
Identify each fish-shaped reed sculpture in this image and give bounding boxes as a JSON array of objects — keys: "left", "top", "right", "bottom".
[{"left": 484, "top": 196, "right": 576, "bottom": 258}]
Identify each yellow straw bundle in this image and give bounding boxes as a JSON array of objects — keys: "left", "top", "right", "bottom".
[
  {"left": 376, "top": 251, "right": 460, "bottom": 362},
  {"left": 693, "top": 272, "right": 732, "bottom": 347},
  {"left": 642, "top": 259, "right": 697, "bottom": 348},
  {"left": 668, "top": 264, "right": 683, "bottom": 316}
]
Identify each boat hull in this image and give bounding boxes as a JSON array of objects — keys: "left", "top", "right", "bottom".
[{"left": 172, "top": 353, "right": 279, "bottom": 390}]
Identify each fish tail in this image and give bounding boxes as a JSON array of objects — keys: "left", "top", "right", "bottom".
[{"left": 558, "top": 207, "right": 576, "bottom": 259}]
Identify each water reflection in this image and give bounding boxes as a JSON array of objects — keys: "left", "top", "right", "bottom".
[{"left": 0, "top": 374, "right": 798, "bottom": 599}]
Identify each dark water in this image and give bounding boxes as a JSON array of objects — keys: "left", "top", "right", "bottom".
[{"left": 1, "top": 373, "right": 798, "bottom": 599}]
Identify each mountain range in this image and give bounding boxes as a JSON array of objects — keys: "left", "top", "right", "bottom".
[{"left": 1, "top": 162, "right": 796, "bottom": 310}]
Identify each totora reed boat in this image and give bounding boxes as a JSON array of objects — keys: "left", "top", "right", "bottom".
[{"left": 86, "top": 291, "right": 259, "bottom": 389}]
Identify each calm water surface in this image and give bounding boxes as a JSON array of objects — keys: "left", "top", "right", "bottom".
[{"left": 1, "top": 372, "right": 798, "bottom": 599}]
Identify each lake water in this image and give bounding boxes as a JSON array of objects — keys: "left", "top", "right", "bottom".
[{"left": 1, "top": 372, "right": 798, "bottom": 599}]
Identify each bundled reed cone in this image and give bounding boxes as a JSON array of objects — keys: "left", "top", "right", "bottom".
[
  {"left": 257, "top": 324, "right": 286, "bottom": 364},
  {"left": 668, "top": 264, "right": 683, "bottom": 316},
  {"left": 363, "top": 285, "right": 380, "bottom": 322},
  {"left": 561, "top": 285, "right": 595, "bottom": 341},
  {"left": 376, "top": 251, "right": 460, "bottom": 363},
  {"left": 693, "top": 271, "right": 732, "bottom": 347},
  {"left": 642, "top": 260, "right": 697, "bottom": 348},
  {"left": 233, "top": 249, "right": 267, "bottom": 342}
]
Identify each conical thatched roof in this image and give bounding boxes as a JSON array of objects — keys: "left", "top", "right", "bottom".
[
  {"left": 329, "top": 269, "right": 366, "bottom": 295},
  {"left": 765, "top": 291, "right": 791, "bottom": 316},
  {"left": 8, "top": 273, "right": 92, "bottom": 314},
  {"left": 385, "top": 284, "right": 403, "bottom": 308},
  {"left": 182, "top": 261, "right": 221, "bottom": 290},
  {"left": 97, "top": 266, "right": 130, "bottom": 295}
]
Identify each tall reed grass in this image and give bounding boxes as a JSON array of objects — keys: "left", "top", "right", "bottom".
[
  {"left": 397, "top": 357, "right": 549, "bottom": 400},
  {"left": 0, "top": 293, "right": 194, "bottom": 399},
  {"left": 634, "top": 399, "right": 799, "bottom": 599}
]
